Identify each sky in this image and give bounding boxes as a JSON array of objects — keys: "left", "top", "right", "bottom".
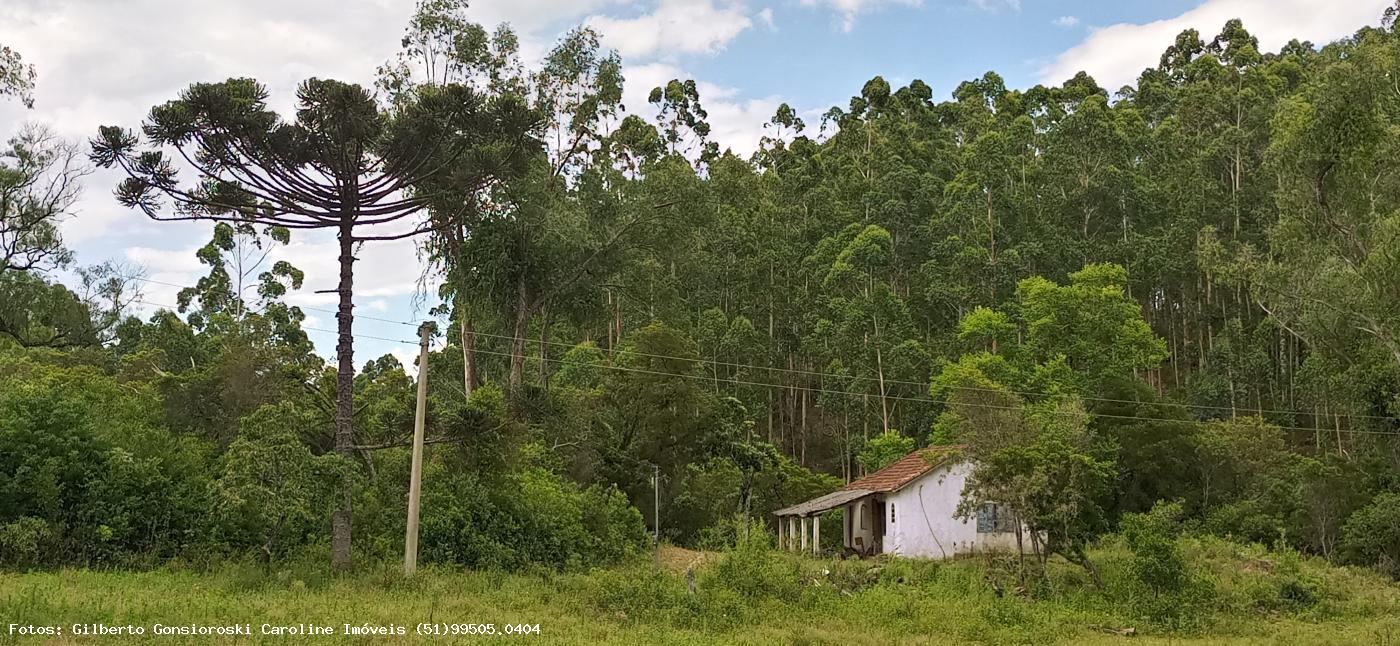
[{"left": 0, "top": 0, "right": 1392, "bottom": 369}]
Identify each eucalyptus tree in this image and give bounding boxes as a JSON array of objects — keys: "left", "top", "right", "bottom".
[
  {"left": 932, "top": 83, "right": 1033, "bottom": 312},
  {"left": 1213, "top": 19, "right": 1400, "bottom": 439},
  {"left": 381, "top": 2, "right": 638, "bottom": 401},
  {"left": 807, "top": 223, "right": 922, "bottom": 437},
  {"left": 650, "top": 79, "right": 718, "bottom": 164},
  {"left": 91, "top": 76, "right": 537, "bottom": 571},
  {"left": 380, "top": 0, "right": 529, "bottom": 399},
  {"left": 0, "top": 44, "right": 35, "bottom": 108},
  {"left": 176, "top": 222, "right": 303, "bottom": 331}
]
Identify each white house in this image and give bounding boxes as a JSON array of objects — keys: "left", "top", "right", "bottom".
[{"left": 772, "top": 445, "right": 1024, "bottom": 559}]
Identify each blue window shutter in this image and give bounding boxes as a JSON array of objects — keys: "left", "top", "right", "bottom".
[{"left": 976, "top": 504, "right": 994, "bottom": 533}]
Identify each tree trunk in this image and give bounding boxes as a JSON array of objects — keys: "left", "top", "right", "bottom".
[
  {"left": 605, "top": 290, "right": 615, "bottom": 351},
  {"left": 1014, "top": 523, "right": 1026, "bottom": 589},
  {"left": 613, "top": 290, "right": 623, "bottom": 352},
  {"left": 873, "top": 344, "right": 891, "bottom": 434},
  {"left": 331, "top": 222, "right": 356, "bottom": 573},
  {"left": 538, "top": 306, "right": 550, "bottom": 388},
  {"left": 464, "top": 291, "right": 481, "bottom": 397},
  {"left": 508, "top": 273, "right": 529, "bottom": 398},
  {"left": 460, "top": 308, "right": 476, "bottom": 400}
]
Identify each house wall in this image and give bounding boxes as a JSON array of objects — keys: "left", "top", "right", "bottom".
[
  {"left": 884, "top": 461, "right": 1023, "bottom": 559},
  {"left": 844, "top": 498, "right": 876, "bottom": 553}
]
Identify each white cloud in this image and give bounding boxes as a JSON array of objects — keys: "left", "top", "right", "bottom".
[
  {"left": 969, "top": 0, "right": 1019, "bottom": 11},
  {"left": 122, "top": 231, "right": 429, "bottom": 316},
  {"left": 388, "top": 345, "right": 418, "bottom": 372},
  {"left": 799, "top": 0, "right": 921, "bottom": 32},
  {"left": 1040, "top": 0, "right": 1390, "bottom": 90},
  {"left": 701, "top": 88, "right": 781, "bottom": 158},
  {"left": 125, "top": 245, "right": 204, "bottom": 276},
  {"left": 587, "top": 0, "right": 753, "bottom": 59},
  {"left": 1053, "top": 15, "right": 1079, "bottom": 28},
  {"left": 757, "top": 7, "right": 776, "bottom": 30}
]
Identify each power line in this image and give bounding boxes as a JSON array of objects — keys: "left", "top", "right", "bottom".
[
  {"left": 454, "top": 326, "right": 1400, "bottom": 424},
  {"left": 121, "top": 295, "right": 1400, "bottom": 438},
  {"left": 126, "top": 279, "right": 1400, "bottom": 431},
  {"left": 448, "top": 341, "right": 1400, "bottom": 439}
]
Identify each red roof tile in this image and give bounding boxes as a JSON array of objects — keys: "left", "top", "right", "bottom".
[{"left": 843, "top": 445, "right": 964, "bottom": 493}]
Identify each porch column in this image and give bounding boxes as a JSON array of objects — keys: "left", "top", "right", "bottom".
[
  {"left": 788, "top": 516, "right": 798, "bottom": 551},
  {"left": 776, "top": 516, "right": 784, "bottom": 550},
  {"left": 800, "top": 517, "right": 810, "bottom": 552},
  {"left": 812, "top": 514, "right": 820, "bottom": 555}
]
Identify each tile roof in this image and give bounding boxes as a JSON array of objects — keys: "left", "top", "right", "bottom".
[{"left": 842, "top": 445, "right": 964, "bottom": 493}]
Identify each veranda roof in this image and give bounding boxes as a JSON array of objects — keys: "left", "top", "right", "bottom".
[{"left": 773, "top": 488, "right": 872, "bottom": 517}]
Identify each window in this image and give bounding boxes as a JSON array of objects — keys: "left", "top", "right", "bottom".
[
  {"left": 976, "top": 503, "right": 1016, "bottom": 534},
  {"left": 889, "top": 503, "right": 896, "bottom": 524},
  {"left": 858, "top": 502, "right": 867, "bottom": 529}
]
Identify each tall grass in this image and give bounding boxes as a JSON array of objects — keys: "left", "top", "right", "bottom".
[{"left": 1, "top": 532, "right": 1397, "bottom": 645}]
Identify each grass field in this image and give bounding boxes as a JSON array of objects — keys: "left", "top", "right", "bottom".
[{"left": 2, "top": 537, "right": 1398, "bottom": 644}]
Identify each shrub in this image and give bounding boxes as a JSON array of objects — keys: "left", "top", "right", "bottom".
[
  {"left": 0, "top": 377, "right": 215, "bottom": 566},
  {"left": 417, "top": 464, "right": 647, "bottom": 571},
  {"left": 858, "top": 430, "right": 914, "bottom": 473},
  {"left": 0, "top": 517, "right": 53, "bottom": 568},
  {"left": 701, "top": 526, "right": 801, "bottom": 603},
  {"left": 1269, "top": 546, "right": 1323, "bottom": 612},
  {"left": 588, "top": 565, "right": 687, "bottom": 622},
  {"left": 1121, "top": 501, "right": 1188, "bottom": 594},
  {"left": 218, "top": 402, "right": 350, "bottom": 561},
  {"left": 1340, "top": 492, "right": 1400, "bottom": 579}
]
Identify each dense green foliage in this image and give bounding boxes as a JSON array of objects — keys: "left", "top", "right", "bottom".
[{"left": 3, "top": 0, "right": 1400, "bottom": 602}]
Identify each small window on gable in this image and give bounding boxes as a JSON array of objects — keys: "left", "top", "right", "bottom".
[{"left": 976, "top": 503, "right": 1016, "bottom": 534}]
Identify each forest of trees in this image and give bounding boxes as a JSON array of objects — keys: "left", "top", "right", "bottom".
[{"left": 3, "top": 1, "right": 1400, "bottom": 584}]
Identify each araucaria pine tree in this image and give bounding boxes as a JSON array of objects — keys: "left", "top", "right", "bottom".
[{"left": 91, "top": 77, "right": 537, "bottom": 571}]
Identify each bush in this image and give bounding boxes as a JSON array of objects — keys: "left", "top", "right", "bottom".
[
  {"left": 1266, "top": 546, "right": 1323, "bottom": 612},
  {"left": 1340, "top": 492, "right": 1400, "bottom": 578},
  {"left": 858, "top": 430, "right": 914, "bottom": 473},
  {"left": 0, "top": 517, "right": 53, "bottom": 568},
  {"left": 701, "top": 526, "right": 801, "bottom": 603},
  {"left": 0, "top": 375, "right": 215, "bottom": 566},
  {"left": 588, "top": 565, "right": 688, "bottom": 623},
  {"left": 1121, "top": 501, "right": 1188, "bottom": 594},
  {"left": 218, "top": 402, "right": 350, "bottom": 561},
  {"left": 694, "top": 514, "right": 743, "bottom": 552},
  {"left": 417, "top": 464, "right": 647, "bottom": 571}
]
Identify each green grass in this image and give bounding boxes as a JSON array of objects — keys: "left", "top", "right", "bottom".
[{"left": 2, "top": 537, "right": 1398, "bottom": 645}]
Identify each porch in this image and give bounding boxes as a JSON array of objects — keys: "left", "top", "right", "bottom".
[{"left": 772, "top": 488, "right": 886, "bottom": 556}]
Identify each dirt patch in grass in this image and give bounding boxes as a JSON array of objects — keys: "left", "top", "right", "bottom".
[{"left": 657, "top": 545, "right": 716, "bottom": 574}]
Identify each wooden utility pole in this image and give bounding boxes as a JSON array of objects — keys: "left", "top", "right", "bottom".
[
  {"left": 404, "top": 322, "right": 432, "bottom": 575},
  {"left": 652, "top": 463, "right": 661, "bottom": 546}
]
